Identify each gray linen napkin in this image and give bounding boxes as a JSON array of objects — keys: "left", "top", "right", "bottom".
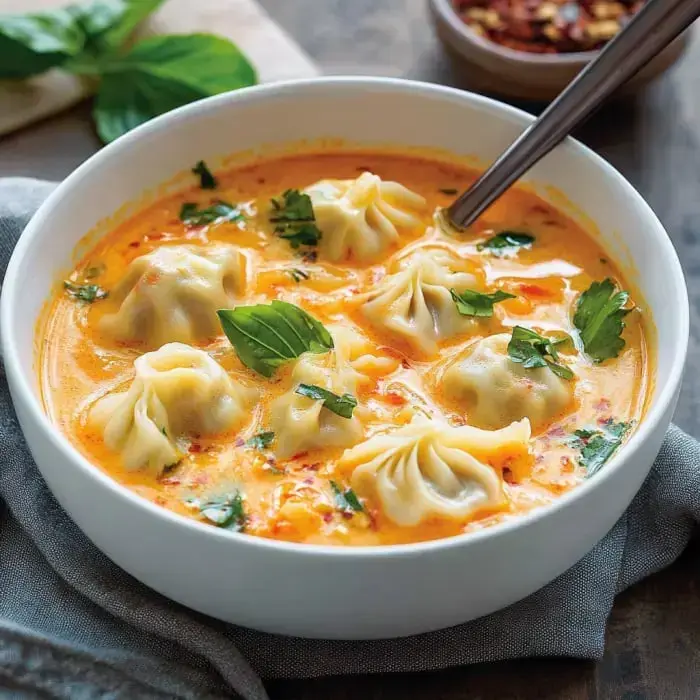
[{"left": 1, "top": 177, "right": 698, "bottom": 700}]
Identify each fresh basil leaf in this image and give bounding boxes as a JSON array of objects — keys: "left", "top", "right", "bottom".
[
  {"left": 64, "top": 280, "right": 108, "bottom": 302},
  {"left": 0, "top": 9, "right": 85, "bottom": 78},
  {"left": 450, "top": 288, "right": 515, "bottom": 318},
  {"left": 191, "top": 160, "right": 217, "bottom": 190},
  {"left": 270, "top": 189, "right": 322, "bottom": 248},
  {"left": 570, "top": 420, "right": 631, "bottom": 476},
  {"left": 295, "top": 384, "right": 358, "bottom": 419},
  {"left": 93, "top": 33, "right": 257, "bottom": 142},
  {"left": 199, "top": 491, "right": 246, "bottom": 531},
  {"left": 507, "top": 325, "right": 574, "bottom": 380},
  {"left": 217, "top": 301, "right": 334, "bottom": 378},
  {"left": 330, "top": 480, "right": 364, "bottom": 513},
  {"left": 477, "top": 231, "right": 535, "bottom": 256},
  {"left": 573, "top": 278, "right": 631, "bottom": 363},
  {"left": 179, "top": 200, "right": 242, "bottom": 226},
  {"left": 246, "top": 431, "right": 275, "bottom": 450}
]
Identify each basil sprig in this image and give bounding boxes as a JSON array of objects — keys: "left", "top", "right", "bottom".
[
  {"left": 295, "top": 384, "right": 358, "bottom": 419},
  {"left": 270, "top": 189, "right": 322, "bottom": 248},
  {"left": 218, "top": 301, "right": 334, "bottom": 378},
  {"left": 450, "top": 288, "right": 515, "bottom": 318},
  {"left": 179, "top": 201, "right": 242, "bottom": 227},
  {"left": 477, "top": 231, "right": 534, "bottom": 256}
]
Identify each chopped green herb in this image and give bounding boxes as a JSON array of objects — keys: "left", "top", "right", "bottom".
[
  {"left": 439, "top": 187, "right": 459, "bottom": 195},
  {"left": 287, "top": 268, "right": 310, "bottom": 283},
  {"left": 450, "top": 288, "right": 515, "bottom": 318},
  {"left": 246, "top": 431, "right": 275, "bottom": 450},
  {"left": 573, "top": 278, "right": 631, "bottom": 363},
  {"left": 570, "top": 420, "right": 631, "bottom": 476},
  {"left": 477, "top": 231, "right": 535, "bottom": 256},
  {"left": 199, "top": 491, "right": 246, "bottom": 531},
  {"left": 507, "top": 325, "right": 574, "bottom": 380},
  {"left": 191, "top": 160, "right": 217, "bottom": 190},
  {"left": 217, "top": 301, "right": 334, "bottom": 378},
  {"left": 295, "top": 384, "right": 358, "bottom": 419},
  {"left": 179, "top": 200, "right": 243, "bottom": 226},
  {"left": 84, "top": 263, "right": 106, "bottom": 279},
  {"left": 330, "top": 480, "right": 364, "bottom": 513},
  {"left": 161, "top": 426, "right": 168, "bottom": 437},
  {"left": 63, "top": 280, "right": 108, "bottom": 303},
  {"left": 270, "top": 189, "right": 322, "bottom": 248}
]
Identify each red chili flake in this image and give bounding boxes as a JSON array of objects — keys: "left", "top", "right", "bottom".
[
  {"left": 323, "top": 512, "right": 334, "bottom": 523},
  {"left": 291, "top": 451, "right": 309, "bottom": 461},
  {"left": 547, "top": 425, "right": 566, "bottom": 438},
  {"left": 189, "top": 443, "right": 202, "bottom": 454},
  {"left": 128, "top": 241, "right": 141, "bottom": 248},
  {"left": 385, "top": 391, "right": 407, "bottom": 406},
  {"left": 193, "top": 473, "right": 209, "bottom": 485},
  {"left": 159, "top": 476, "right": 181, "bottom": 486},
  {"left": 502, "top": 466, "right": 516, "bottom": 484},
  {"left": 518, "top": 283, "right": 552, "bottom": 298},
  {"left": 234, "top": 438, "right": 245, "bottom": 447},
  {"left": 303, "top": 476, "right": 314, "bottom": 485},
  {"left": 367, "top": 509, "right": 379, "bottom": 530},
  {"left": 301, "top": 462, "right": 321, "bottom": 472},
  {"left": 401, "top": 359, "right": 411, "bottom": 369},
  {"left": 594, "top": 397, "right": 612, "bottom": 412}
]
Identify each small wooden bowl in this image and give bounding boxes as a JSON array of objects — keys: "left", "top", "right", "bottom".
[{"left": 428, "top": 0, "right": 691, "bottom": 101}]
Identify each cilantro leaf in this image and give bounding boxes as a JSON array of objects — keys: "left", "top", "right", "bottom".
[
  {"left": 507, "top": 325, "right": 574, "bottom": 380},
  {"left": 295, "top": 384, "right": 358, "bottom": 419},
  {"left": 477, "top": 231, "right": 535, "bottom": 256},
  {"left": 570, "top": 420, "right": 631, "bottom": 476},
  {"left": 330, "top": 480, "right": 364, "bottom": 513},
  {"left": 179, "top": 200, "right": 242, "bottom": 226},
  {"left": 198, "top": 491, "right": 246, "bottom": 531},
  {"left": 246, "top": 431, "right": 275, "bottom": 450},
  {"left": 574, "top": 278, "right": 631, "bottom": 363},
  {"left": 64, "top": 280, "right": 108, "bottom": 303},
  {"left": 191, "top": 160, "right": 217, "bottom": 190},
  {"left": 450, "top": 288, "right": 515, "bottom": 317},
  {"left": 270, "top": 189, "right": 322, "bottom": 248},
  {"left": 217, "top": 301, "right": 334, "bottom": 378}
]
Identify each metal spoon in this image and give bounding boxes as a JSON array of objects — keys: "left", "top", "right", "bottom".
[{"left": 446, "top": 0, "right": 700, "bottom": 230}]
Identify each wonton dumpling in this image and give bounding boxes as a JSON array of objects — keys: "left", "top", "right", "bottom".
[
  {"left": 90, "top": 343, "right": 256, "bottom": 474},
  {"left": 305, "top": 172, "right": 426, "bottom": 262},
  {"left": 340, "top": 417, "right": 530, "bottom": 526},
  {"left": 100, "top": 244, "right": 247, "bottom": 348},
  {"left": 443, "top": 333, "right": 574, "bottom": 431},
  {"left": 269, "top": 325, "right": 388, "bottom": 459},
  {"left": 362, "top": 247, "right": 480, "bottom": 355}
]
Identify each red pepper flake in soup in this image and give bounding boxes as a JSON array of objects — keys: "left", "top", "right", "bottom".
[{"left": 451, "top": 1, "right": 645, "bottom": 54}]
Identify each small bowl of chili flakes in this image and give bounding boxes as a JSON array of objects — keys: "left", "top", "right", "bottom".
[{"left": 428, "top": 0, "right": 691, "bottom": 101}]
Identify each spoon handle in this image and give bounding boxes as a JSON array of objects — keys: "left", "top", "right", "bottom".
[{"left": 447, "top": 0, "right": 700, "bottom": 230}]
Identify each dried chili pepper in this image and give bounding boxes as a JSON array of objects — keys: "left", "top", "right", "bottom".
[{"left": 452, "top": 0, "right": 645, "bottom": 54}]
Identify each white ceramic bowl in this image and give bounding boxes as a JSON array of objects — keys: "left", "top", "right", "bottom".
[{"left": 1, "top": 78, "right": 688, "bottom": 640}]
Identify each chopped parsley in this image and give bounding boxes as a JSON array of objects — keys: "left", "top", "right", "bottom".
[
  {"left": 477, "top": 231, "right": 535, "bottom": 256},
  {"left": 191, "top": 160, "right": 217, "bottom": 190},
  {"left": 295, "top": 384, "right": 358, "bottom": 419},
  {"left": 330, "top": 480, "right": 364, "bottom": 513},
  {"left": 198, "top": 491, "right": 246, "bottom": 531},
  {"left": 507, "top": 326, "right": 574, "bottom": 380},
  {"left": 569, "top": 420, "right": 632, "bottom": 476},
  {"left": 63, "top": 281, "right": 108, "bottom": 303},
  {"left": 246, "top": 431, "right": 275, "bottom": 450},
  {"left": 450, "top": 288, "right": 515, "bottom": 317},
  {"left": 179, "top": 200, "right": 243, "bottom": 226},
  {"left": 270, "top": 189, "right": 322, "bottom": 248}
]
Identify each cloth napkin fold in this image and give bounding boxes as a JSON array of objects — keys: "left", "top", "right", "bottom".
[
  {"left": 0, "top": 0, "right": 319, "bottom": 136},
  {"left": 1, "top": 178, "right": 699, "bottom": 700}
]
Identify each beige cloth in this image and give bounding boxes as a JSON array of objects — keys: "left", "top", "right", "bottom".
[{"left": 0, "top": 0, "right": 319, "bottom": 136}]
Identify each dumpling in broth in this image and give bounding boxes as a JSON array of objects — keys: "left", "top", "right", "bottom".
[
  {"left": 99, "top": 243, "right": 247, "bottom": 348},
  {"left": 90, "top": 343, "right": 256, "bottom": 474},
  {"left": 339, "top": 416, "right": 531, "bottom": 526},
  {"left": 305, "top": 172, "right": 426, "bottom": 263}
]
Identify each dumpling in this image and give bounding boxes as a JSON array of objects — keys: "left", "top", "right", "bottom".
[
  {"left": 442, "top": 333, "right": 574, "bottom": 431},
  {"left": 100, "top": 244, "right": 247, "bottom": 348},
  {"left": 340, "top": 417, "right": 531, "bottom": 526},
  {"left": 361, "top": 247, "right": 481, "bottom": 355},
  {"left": 268, "top": 325, "right": 386, "bottom": 459},
  {"left": 305, "top": 172, "right": 426, "bottom": 263},
  {"left": 90, "top": 343, "right": 256, "bottom": 474}
]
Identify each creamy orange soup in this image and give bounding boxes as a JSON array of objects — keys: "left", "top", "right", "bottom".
[{"left": 41, "top": 152, "right": 650, "bottom": 546}]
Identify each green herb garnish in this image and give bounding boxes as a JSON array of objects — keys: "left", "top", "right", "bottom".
[
  {"left": 84, "top": 263, "right": 106, "bottom": 279},
  {"left": 192, "top": 160, "right": 217, "bottom": 190},
  {"left": 570, "top": 420, "right": 631, "bottom": 476},
  {"left": 179, "top": 201, "right": 243, "bottom": 226},
  {"left": 450, "top": 288, "right": 515, "bottom": 318},
  {"left": 507, "top": 326, "right": 574, "bottom": 380},
  {"left": 288, "top": 268, "right": 310, "bottom": 283},
  {"left": 330, "top": 480, "right": 364, "bottom": 513},
  {"left": 295, "top": 384, "right": 358, "bottom": 419},
  {"left": 199, "top": 491, "right": 246, "bottom": 531},
  {"left": 63, "top": 280, "right": 108, "bottom": 303},
  {"left": 246, "top": 431, "right": 275, "bottom": 450},
  {"left": 573, "top": 278, "right": 631, "bottom": 363},
  {"left": 270, "top": 189, "right": 322, "bottom": 248},
  {"left": 217, "top": 301, "right": 334, "bottom": 378},
  {"left": 0, "top": 2, "right": 257, "bottom": 143},
  {"left": 477, "top": 231, "right": 535, "bottom": 255}
]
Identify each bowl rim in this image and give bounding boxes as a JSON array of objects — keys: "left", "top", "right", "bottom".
[
  {"left": 1, "top": 75, "right": 689, "bottom": 559},
  {"left": 430, "top": 0, "right": 610, "bottom": 66}
]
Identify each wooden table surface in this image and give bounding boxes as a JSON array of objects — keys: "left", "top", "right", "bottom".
[{"left": 2, "top": 1, "right": 700, "bottom": 697}]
